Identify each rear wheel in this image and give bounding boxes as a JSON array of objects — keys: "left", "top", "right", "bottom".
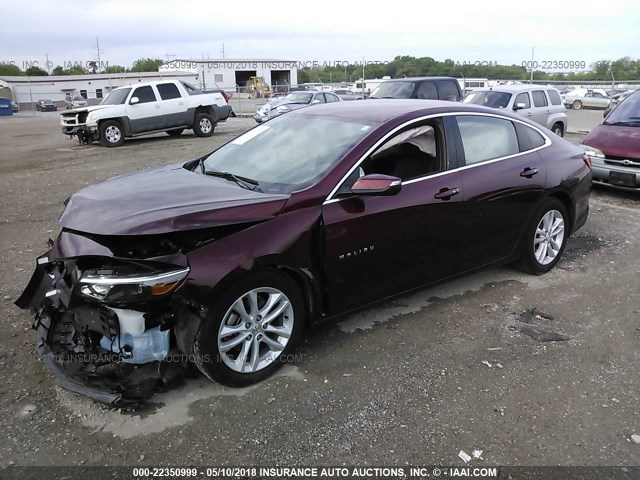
[
  {"left": 572, "top": 100, "right": 582, "bottom": 110},
  {"left": 551, "top": 122, "right": 564, "bottom": 137},
  {"left": 193, "top": 113, "right": 215, "bottom": 137},
  {"left": 166, "top": 128, "right": 184, "bottom": 137},
  {"left": 515, "top": 198, "right": 568, "bottom": 275},
  {"left": 99, "top": 120, "right": 125, "bottom": 147},
  {"left": 193, "top": 271, "right": 305, "bottom": 387}
]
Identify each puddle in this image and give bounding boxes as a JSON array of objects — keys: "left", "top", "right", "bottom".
[
  {"left": 337, "top": 267, "right": 551, "bottom": 333},
  {"left": 57, "top": 365, "right": 304, "bottom": 439}
]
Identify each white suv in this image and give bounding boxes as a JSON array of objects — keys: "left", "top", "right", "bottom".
[{"left": 463, "top": 85, "right": 568, "bottom": 136}]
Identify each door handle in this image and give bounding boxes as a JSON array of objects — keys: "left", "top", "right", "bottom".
[
  {"left": 434, "top": 187, "right": 460, "bottom": 200},
  {"left": 526, "top": 112, "right": 533, "bottom": 116},
  {"left": 154, "top": 105, "right": 161, "bottom": 108},
  {"left": 520, "top": 167, "right": 539, "bottom": 178}
]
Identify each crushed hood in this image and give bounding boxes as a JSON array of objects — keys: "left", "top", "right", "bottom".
[
  {"left": 61, "top": 105, "right": 114, "bottom": 115},
  {"left": 59, "top": 164, "right": 289, "bottom": 235}
]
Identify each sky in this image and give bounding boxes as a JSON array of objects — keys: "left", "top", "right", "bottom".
[{"left": 1, "top": 0, "right": 639, "bottom": 72}]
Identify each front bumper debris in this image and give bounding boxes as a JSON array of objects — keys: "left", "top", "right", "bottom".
[{"left": 16, "top": 246, "right": 201, "bottom": 406}]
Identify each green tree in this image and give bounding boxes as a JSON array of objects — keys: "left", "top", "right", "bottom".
[
  {"left": 25, "top": 66, "right": 48, "bottom": 76},
  {"left": 52, "top": 65, "right": 64, "bottom": 75},
  {"left": 130, "top": 58, "right": 164, "bottom": 72},
  {"left": 104, "top": 65, "right": 128, "bottom": 74},
  {"left": 0, "top": 63, "right": 24, "bottom": 76}
]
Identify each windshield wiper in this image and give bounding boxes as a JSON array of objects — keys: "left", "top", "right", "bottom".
[
  {"left": 605, "top": 120, "right": 640, "bottom": 127},
  {"left": 203, "top": 170, "right": 261, "bottom": 191}
]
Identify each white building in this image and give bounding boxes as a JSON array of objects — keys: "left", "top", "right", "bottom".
[
  {"left": 159, "top": 59, "right": 298, "bottom": 93},
  {"left": 0, "top": 71, "right": 198, "bottom": 109}
]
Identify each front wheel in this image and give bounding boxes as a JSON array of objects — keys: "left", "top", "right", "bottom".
[
  {"left": 515, "top": 198, "right": 568, "bottom": 275},
  {"left": 193, "top": 271, "right": 305, "bottom": 387},
  {"left": 572, "top": 100, "right": 582, "bottom": 110},
  {"left": 99, "top": 120, "right": 125, "bottom": 147},
  {"left": 193, "top": 113, "right": 215, "bottom": 137}
]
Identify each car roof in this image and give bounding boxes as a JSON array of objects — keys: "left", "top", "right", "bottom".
[
  {"left": 382, "top": 76, "right": 458, "bottom": 82},
  {"left": 297, "top": 99, "right": 507, "bottom": 122},
  {"left": 471, "top": 85, "right": 558, "bottom": 93}
]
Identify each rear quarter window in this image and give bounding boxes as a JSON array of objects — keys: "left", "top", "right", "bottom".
[{"left": 515, "top": 122, "right": 547, "bottom": 150}]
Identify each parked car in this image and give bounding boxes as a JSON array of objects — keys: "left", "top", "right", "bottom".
[
  {"left": 582, "top": 90, "right": 640, "bottom": 189},
  {"left": 463, "top": 85, "right": 568, "bottom": 136},
  {"left": 333, "top": 89, "right": 364, "bottom": 101},
  {"left": 16, "top": 100, "right": 591, "bottom": 404},
  {"left": 10, "top": 100, "right": 19, "bottom": 112},
  {"left": 35, "top": 99, "right": 58, "bottom": 112},
  {"left": 368, "top": 77, "right": 462, "bottom": 101},
  {"left": 562, "top": 89, "right": 610, "bottom": 110},
  {"left": 60, "top": 80, "right": 232, "bottom": 147},
  {"left": 603, "top": 89, "right": 636, "bottom": 117},
  {"left": 253, "top": 91, "right": 342, "bottom": 123},
  {"left": 64, "top": 94, "right": 88, "bottom": 109}
]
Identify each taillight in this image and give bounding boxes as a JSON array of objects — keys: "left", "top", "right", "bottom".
[
  {"left": 221, "top": 91, "right": 230, "bottom": 103},
  {"left": 583, "top": 154, "right": 592, "bottom": 170}
]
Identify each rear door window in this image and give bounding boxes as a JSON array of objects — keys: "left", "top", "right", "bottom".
[
  {"left": 416, "top": 81, "right": 438, "bottom": 99},
  {"left": 532, "top": 90, "right": 548, "bottom": 107},
  {"left": 547, "top": 90, "right": 562, "bottom": 105},
  {"left": 437, "top": 80, "right": 460, "bottom": 100},
  {"left": 156, "top": 83, "right": 182, "bottom": 100},
  {"left": 456, "top": 115, "right": 520, "bottom": 165}
]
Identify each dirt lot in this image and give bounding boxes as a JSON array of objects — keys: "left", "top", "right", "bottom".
[{"left": 0, "top": 112, "right": 638, "bottom": 469}]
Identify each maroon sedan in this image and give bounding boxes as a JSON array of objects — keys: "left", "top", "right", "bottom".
[
  {"left": 582, "top": 90, "right": 640, "bottom": 189},
  {"left": 16, "top": 100, "right": 591, "bottom": 404}
]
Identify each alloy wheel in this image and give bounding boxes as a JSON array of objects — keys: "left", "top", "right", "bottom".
[
  {"left": 199, "top": 118, "right": 213, "bottom": 134},
  {"left": 105, "top": 125, "right": 121, "bottom": 143},
  {"left": 533, "top": 209, "right": 565, "bottom": 265},
  {"left": 217, "top": 287, "right": 294, "bottom": 373}
]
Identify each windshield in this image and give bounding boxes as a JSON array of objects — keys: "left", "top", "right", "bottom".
[
  {"left": 604, "top": 91, "right": 640, "bottom": 126},
  {"left": 283, "top": 92, "right": 313, "bottom": 104},
  {"left": 370, "top": 82, "right": 414, "bottom": 99},
  {"left": 100, "top": 88, "right": 132, "bottom": 105},
  {"left": 73, "top": 95, "right": 85, "bottom": 101},
  {"left": 202, "top": 114, "right": 378, "bottom": 194},
  {"left": 463, "top": 91, "right": 512, "bottom": 108}
]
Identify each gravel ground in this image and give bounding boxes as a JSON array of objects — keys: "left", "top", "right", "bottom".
[{"left": 0, "top": 112, "right": 638, "bottom": 469}]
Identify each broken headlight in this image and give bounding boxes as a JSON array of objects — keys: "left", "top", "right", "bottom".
[{"left": 79, "top": 266, "right": 190, "bottom": 304}]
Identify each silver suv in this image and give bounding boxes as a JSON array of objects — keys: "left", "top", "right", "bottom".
[{"left": 463, "top": 85, "right": 568, "bottom": 136}]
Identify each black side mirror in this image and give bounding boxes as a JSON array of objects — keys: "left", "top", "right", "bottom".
[{"left": 351, "top": 174, "right": 402, "bottom": 196}]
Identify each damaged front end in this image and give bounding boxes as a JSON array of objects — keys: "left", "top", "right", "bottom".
[
  {"left": 60, "top": 109, "right": 97, "bottom": 145},
  {"left": 15, "top": 231, "right": 206, "bottom": 406}
]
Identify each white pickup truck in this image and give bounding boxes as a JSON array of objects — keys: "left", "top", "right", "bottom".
[{"left": 60, "top": 80, "right": 232, "bottom": 147}]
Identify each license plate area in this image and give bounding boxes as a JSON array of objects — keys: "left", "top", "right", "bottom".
[{"left": 609, "top": 171, "right": 636, "bottom": 187}]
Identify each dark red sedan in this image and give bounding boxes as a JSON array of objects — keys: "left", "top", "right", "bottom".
[{"left": 16, "top": 100, "right": 592, "bottom": 404}]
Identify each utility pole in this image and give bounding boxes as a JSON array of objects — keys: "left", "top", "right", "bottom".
[
  {"left": 221, "top": 43, "right": 225, "bottom": 59},
  {"left": 93, "top": 37, "right": 103, "bottom": 73},
  {"left": 45, "top": 52, "right": 50, "bottom": 74},
  {"left": 530, "top": 47, "right": 534, "bottom": 84}
]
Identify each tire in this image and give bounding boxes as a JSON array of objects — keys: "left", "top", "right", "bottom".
[
  {"left": 193, "top": 113, "right": 215, "bottom": 137},
  {"left": 166, "top": 128, "right": 184, "bottom": 137},
  {"left": 99, "top": 120, "right": 125, "bottom": 147},
  {"left": 193, "top": 270, "right": 306, "bottom": 387},
  {"left": 515, "top": 198, "right": 568, "bottom": 275},
  {"left": 572, "top": 100, "right": 582, "bottom": 110},
  {"left": 551, "top": 123, "right": 564, "bottom": 137}
]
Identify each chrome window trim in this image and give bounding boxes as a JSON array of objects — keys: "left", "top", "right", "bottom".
[{"left": 323, "top": 111, "right": 552, "bottom": 205}]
